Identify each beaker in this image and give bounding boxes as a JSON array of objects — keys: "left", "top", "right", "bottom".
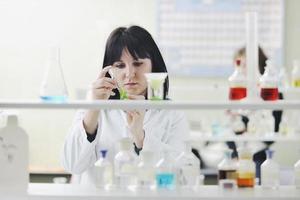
[
  {"left": 144, "top": 73, "right": 167, "bottom": 100},
  {"left": 40, "top": 47, "right": 68, "bottom": 102},
  {"left": 108, "top": 67, "right": 128, "bottom": 100}
]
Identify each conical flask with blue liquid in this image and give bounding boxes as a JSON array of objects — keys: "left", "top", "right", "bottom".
[{"left": 40, "top": 47, "right": 68, "bottom": 102}]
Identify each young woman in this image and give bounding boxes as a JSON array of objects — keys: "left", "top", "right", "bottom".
[{"left": 62, "top": 26, "right": 189, "bottom": 185}]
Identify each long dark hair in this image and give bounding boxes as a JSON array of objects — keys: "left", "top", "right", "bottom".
[{"left": 102, "top": 25, "right": 169, "bottom": 99}]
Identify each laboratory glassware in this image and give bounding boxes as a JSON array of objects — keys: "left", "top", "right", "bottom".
[
  {"left": 228, "top": 59, "right": 247, "bottom": 100},
  {"left": 156, "top": 151, "right": 176, "bottom": 190},
  {"left": 291, "top": 60, "right": 300, "bottom": 87},
  {"left": 136, "top": 151, "right": 156, "bottom": 190},
  {"left": 94, "top": 149, "right": 113, "bottom": 189},
  {"left": 237, "top": 147, "right": 255, "bottom": 187},
  {"left": 259, "top": 60, "right": 279, "bottom": 101},
  {"left": 260, "top": 150, "right": 280, "bottom": 189},
  {"left": 144, "top": 73, "right": 167, "bottom": 100}
]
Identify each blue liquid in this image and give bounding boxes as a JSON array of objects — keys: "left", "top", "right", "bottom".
[
  {"left": 40, "top": 95, "right": 67, "bottom": 103},
  {"left": 156, "top": 173, "right": 175, "bottom": 189}
]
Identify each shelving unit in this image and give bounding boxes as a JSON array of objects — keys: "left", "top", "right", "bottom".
[{"left": 0, "top": 99, "right": 299, "bottom": 110}]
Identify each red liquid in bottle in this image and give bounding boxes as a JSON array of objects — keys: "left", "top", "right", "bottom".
[
  {"left": 229, "top": 87, "right": 247, "bottom": 100},
  {"left": 260, "top": 88, "right": 278, "bottom": 101}
]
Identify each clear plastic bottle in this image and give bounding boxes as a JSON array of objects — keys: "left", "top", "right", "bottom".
[
  {"left": 228, "top": 59, "right": 247, "bottom": 100},
  {"left": 155, "top": 151, "right": 176, "bottom": 190},
  {"left": 294, "top": 155, "right": 300, "bottom": 188},
  {"left": 217, "top": 149, "right": 238, "bottom": 189},
  {"left": 259, "top": 60, "right": 279, "bottom": 101},
  {"left": 260, "top": 150, "right": 280, "bottom": 189},
  {"left": 94, "top": 149, "right": 113, "bottom": 189},
  {"left": 136, "top": 151, "right": 156, "bottom": 190},
  {"left": 175, "top": 141, "right": 201, "bottom": 189},
  {"left": 237, "top": 147, "right": 255, "bottom": 188},
  {"left": 291, "top": 60, "right": 300, "bottom": 87},
  {"left": 40, "top": 46, "right": 68, "bottom": 102},
  {"left": 114, "top": 138, "right": 136, "bottom": 189}
]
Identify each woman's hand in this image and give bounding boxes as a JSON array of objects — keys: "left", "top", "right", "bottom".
[
  {"left": 126, "top": 94, "right": 146, "bottom": 148},
  {"left": 90, "top": 66, "right": 117, "bottom": 100}
]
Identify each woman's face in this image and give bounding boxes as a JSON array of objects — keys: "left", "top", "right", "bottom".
[{"left": 111, "top": 49, "right": 152, "bottom": 96}]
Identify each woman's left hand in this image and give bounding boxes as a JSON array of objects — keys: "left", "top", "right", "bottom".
[{"left": 126, "top": 94, "right": 145, "bottom": 148}]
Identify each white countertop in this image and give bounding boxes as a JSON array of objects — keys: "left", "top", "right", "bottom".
[{"left": 3, "top": 183, "right": 300, "bottom": 200}]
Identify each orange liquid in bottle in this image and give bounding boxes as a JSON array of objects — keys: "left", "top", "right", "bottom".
[
  {"left": 260, "top": 88, "right": 278, "bottom": 101},
  {"left": 229, "top": 87, "right": 247, "bottom": 100},
  {"left": 237, "top": 172, "right": 255, "bottom": 187}
]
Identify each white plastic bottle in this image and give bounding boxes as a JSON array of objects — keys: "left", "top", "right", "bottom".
[
  {"left": 291, "top": 60, "right": 300, "bottom": 87},
  {"left": 156, "top": 151, "right": 176, "bottom": 190},
  {"left": 261, "top": 150, "right": 280, "bottom": 189},
  {"left": 0, "top": 114, "right": 28, "bottom": 195},
  {"left": 259, "top": 60, "right": 279, "bottom": 101},
  {"left": 175, "top": 141, "right": 201, "bottom": 189},
  {"left": 294, "top": 156, "right": 300, "bottom": 188},
  {"left": 228, "top": 59, "right": 247, "bottom": 100},
  {"left": 136, "top": 151, "right": 156, "bottom": 190},
  {"left": 114, "top": 138, "right": 136, "bottom": 189},
  {"left": 94, "top": 149, "right": 113, "bottom": 189}
]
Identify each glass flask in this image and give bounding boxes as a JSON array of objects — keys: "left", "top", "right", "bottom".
[
  {"left": 237, "top": 147, "right": 255, "bottom": 188},
  {"left": 155, "top": 151, "right": 176, "bottom": 190},
  {"left": 259, "top": 60, "right": 279, "bottom": 101},
  {"left": 94, "top": 149, "right": 113, "bottom": 189},
  {"left": 260, "top": 150, "right": 280, "bottom": 189},
  {"left": 175, "top": 141, "right": 201, "bottom": 189},
  {"left": 114, "top": 138, "right": 136, "bottom": 189},
  {"left": 294, "top": 155, "right": 300, "bottom": 188},
  {"left": 228, "top": 59, "right": 247, "bottom": 100},
  {"left": 144, "top": 73, "right": 167, "bottom": 100},
  {"left": 40, "top": 47, "right": 68, "bottom": 102},
  {"left": 217, "top": 149, "right": 238, "bottom": 189},
  {"left": 136, "top": 151, "right": 156, "bottom": 190}
]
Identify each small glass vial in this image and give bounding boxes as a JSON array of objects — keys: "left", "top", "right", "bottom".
[
  {"left": 156, "top": 151, "right": 176, "bottom": 190},
  {"left": 136, "top": 151, "right": 156, "bottom": 190},
  {"left": 175, "top": 141, "right": 201, "bottom": 189},
  {"left": 218, "top": 149, "right": 238, "bottom": 189},
  {"left": 260, "top": 150, "right": 280, "bottom": 189},
  {"left": 237, "top": 147, "right": 255, "bottom": 188},
  {"left": 144, "top": 73, "right": 167, "bottom": 100},
  {"left": 40, "top": 46, "right": 68, "bottom": 102},
  {"left": 294, "top": 156, "right": 300, "bottom": 188},
  {"left": 291, "top": 60, "right": 300, "bottom": 87},
  {"left": 228, "top": 59, "right": 247, "bottom": 100},
  {"left": 94, "top": 150, "right": 113, "bottom": 189},
  {"left": 114, "top": 138, "right": 136, "bottom": 189},
  {"left": 259, "top": 60, "right": 279, "bottom": 101}
]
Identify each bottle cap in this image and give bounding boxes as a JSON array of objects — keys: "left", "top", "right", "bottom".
[
  {"left": 265, "top": 149, "right": 274, "bottom": 159},
  {"left": 100, "top": 149, "right": 108, "bottom": 158}
]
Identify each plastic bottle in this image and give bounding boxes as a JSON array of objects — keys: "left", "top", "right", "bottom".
[
  {"left": 155, "top": 151, "right": 176, "bottom": 190},
  {"left": 94, "top": 149, "right": 113, "bottom": 189},
  {"left": 228, "top": 59, "right": 247, "bottom": 100},
  {"left": 217, "top": 149, "right": 238, "bottom": 189},
  {"left": 175, "top": 141, "right": 201, "bottom": 189},
  {"left": 114, "top": 138, "right": 136, "bottom": 189},
  {"left": 40, "top": 46, "right": 68, "bottom": 102},
  {"left": 136, "top": 151, "right": 156, "bottom": 190},
  {"left": 0, "top": 114, "right": 28, "bottom": 195},
  {"left": 294, "top": 156, "right": 300, "bottom": 188},
  {"left": 259, "top": 60, "right": 279, "bottom": 101},
  {"left": 237, "top": 147, "right": 255, "bottom": 187},
  {"left": 291, "top": 60, "right": 300, "bottom": 87},
  {"left": 260, "top": 150, "right": 280, "bottom": 189}
]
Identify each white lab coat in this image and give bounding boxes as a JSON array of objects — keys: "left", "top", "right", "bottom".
[{"left": 61, "top": 109, "right": 189, "bottom": 185}]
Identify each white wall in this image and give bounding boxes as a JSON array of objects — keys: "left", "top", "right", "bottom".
[{"left": 0, "top": 0, "right": 299, "bottom": 172}]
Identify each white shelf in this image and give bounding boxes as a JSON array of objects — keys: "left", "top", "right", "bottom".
[
  {"left": 0, "top": 99, "right": 299, "bottom": 110},
  {"left": 21, "top": 184, "right": 300, "bottom": 200},
  {"left": 190, "top": 131, "right": 300, "bottom": 142}
]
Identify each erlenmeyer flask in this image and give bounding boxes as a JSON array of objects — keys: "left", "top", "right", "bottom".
[{"left": 40, "top": 47, "right": 68, "bottom": 102}]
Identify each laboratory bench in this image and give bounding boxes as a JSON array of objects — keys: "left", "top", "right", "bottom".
[{"left": 3, "top": 184, "right": 300, "bottom": 200}]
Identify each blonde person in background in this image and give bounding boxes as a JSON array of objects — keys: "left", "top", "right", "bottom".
[{"left": 61, "top": 26, "right": 189, "bottom": 185}]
